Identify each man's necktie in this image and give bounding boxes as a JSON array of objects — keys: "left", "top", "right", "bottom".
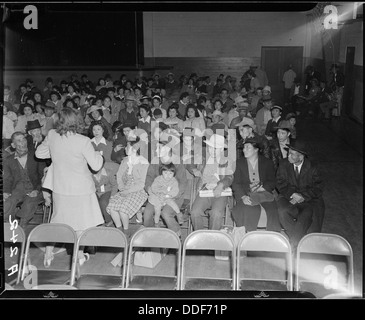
[{"left": 295, "top": 165, "right": 300, "bottom": 180}]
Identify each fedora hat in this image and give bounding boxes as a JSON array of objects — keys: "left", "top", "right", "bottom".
[
  {"left": 212, "top": 110, "right": 224, "bottom": 118},
  {"left": 87, "top": 105, "right": 102, "bottom": 114},
  {"left": 125, "top": 95, "right": 137, "bottom": 102},
  {"left": 234, "top": 95, "right": 247, "bottom": 105},
  {"left": 263, "top": 85, "right": 271, "bottom": 92},
  {"left": 235, "top": 117, "right": 256, "bottom": 130},
  {"left": 274, "top": 120, "right": 292, "bottom": 131},
  {"left": 26, "top": 119, "right": 42, "bottom": 132},
  {"left": 286, "top": 140, "right": 308, "bottom": 156},
  {"left": 262, "top": 95, "right": 272, "bottom": 102},
  {"left": 285, "top": 112, "right": 296, "bottom": 120},
  {"left": 204, "top": 134, "right": 227, "bottom": 149}
]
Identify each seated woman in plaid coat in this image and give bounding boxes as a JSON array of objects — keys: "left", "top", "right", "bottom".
[{"left": 106, "top": 140, "right": 149, "bottom": 238}]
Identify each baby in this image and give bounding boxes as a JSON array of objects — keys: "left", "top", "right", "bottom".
[{"left": 148, "top": 163, "right": 184, "bottom": 226}]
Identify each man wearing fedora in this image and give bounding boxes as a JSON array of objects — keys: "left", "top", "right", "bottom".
[
  {"left": 235, "top": 117, "right": 271, "bottom": 160},
  {"left": 269, "top": 120, "right": 292, "bottom": 171},
  {"left": 187, "top": 134, "right": 235, "bottom": 231},
  {"left": 118, "top": 95, "right": 140, "bottom": 127},
  {"left": 3, "top": 132, "right": 45, "bottom": 228},
  {"left": 229, "top": 98, "right": 252, "bottom": 129},
  {"left": 26, "top": 119, "right": 44, "bottom": 152},
  {"left": 276, "top": 140, "right": 325, "bottom": 249},
  {"left": 232, "top": 136, "right": 281, "bottom": 232}
]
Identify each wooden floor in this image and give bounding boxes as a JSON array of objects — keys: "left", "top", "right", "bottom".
[{"left": 4, "top": 115, "right": 363, "bottom": 297}]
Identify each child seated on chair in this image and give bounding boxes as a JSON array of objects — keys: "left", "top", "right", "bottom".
[{"left": 148, "top": 163, "right": 183, "bottom": 226}]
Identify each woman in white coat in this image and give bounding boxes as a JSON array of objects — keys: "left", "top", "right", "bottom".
[{"left": 36, "top": 107, "right": 104, "bottom": 267}]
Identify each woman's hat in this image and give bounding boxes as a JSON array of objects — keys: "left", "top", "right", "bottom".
[
  {"left": 286, "top": 140, "right": 308, "bottom": 157},
  {"left": 26, "top": 119, "right": 42, "bottom": 131},
  {"left": 152, "top": 94, "right": 162, "bottom": 101},
  {"left": 140, "top": 95, "right": 151, "bottom": 101},
  {"left": 87, "top": 105, "right": 102, "bottom": 114},
  {"left": 204, "top": 134, "right": 227, "bottom": 149}
]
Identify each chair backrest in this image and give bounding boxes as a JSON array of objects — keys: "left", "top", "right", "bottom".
[
  {"left": 77, "top": 227, "right": 128, "bottom": 248},
  {"left": 181, "top": 230, "right": 236, "bottom": 290},
  {"left": 238, "top": 231, "right": 291, "bottom": 253},
  {"left": 296, "top": 233, "right": 354, "bottom": 294},
  {"left": 4, "top": 223, "right": 26, "bottom": 285},
  {"left": 236, "top": 231, "right": 293, "bottom": 291},
  {"left": 27, "top": 223, "right": 78, "bottom": 244},
  {"left": 72, "top": 227, "right": 128, "bottom": 288},
  {"left": 184, "top": 229, "right": 235, "bottom": 251},
  {"left": 126, "top": 227, "right": 182, "bottom": 289},
  {"left": 129, "top": 227, "right": 181, "bottom": 250},
  {"left": 21, "top": 223, "right": 78, "bottom": 286}
]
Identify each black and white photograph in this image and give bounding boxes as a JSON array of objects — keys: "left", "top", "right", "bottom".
[{"left": 0, "top": 1, "right": 363, "bottom": 303}]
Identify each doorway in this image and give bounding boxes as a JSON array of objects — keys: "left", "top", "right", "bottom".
[{"left": 261, "top": 46, "right": 303, "bottom": 105}]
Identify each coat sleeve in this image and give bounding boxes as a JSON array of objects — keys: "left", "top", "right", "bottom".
[
  {"left": 276, "top": 162, "right": 296, "bottom": 200},
  {"left": 3, "top": 159, "right": 14, "bottom": 193},
  {"left": 218, "top": 159, "right": 235, "bottom": 189},
  {"left": 145, "top": 164, "right": 157, "bottom": 191},
  {"left": 231, "top": 160, "right": 246, "bottom": 201},
  {"left": 301, "top": 166, "right": 324, "bottom": 201}
]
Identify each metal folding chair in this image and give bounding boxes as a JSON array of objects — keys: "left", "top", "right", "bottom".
[
  {"left": 236, "top": 231, "right": 293, "bottom": 291},
  {"left": 125, "top": 227, "right": 182, "bottom": 290},
  {"left": 295, "top": 233, "right": 354, "bottom": 298},
  {"left": 4, "top": 222, "right": 26, "bottom": 286},
  {"left": 71, "top": 227, "right": 128, "bottom": 289},
  {"left": 181, "top": 230, "right": 236, "bottom": 290},
  {"left": 21, "top": 223, "right": 78, "bottom": 289}
]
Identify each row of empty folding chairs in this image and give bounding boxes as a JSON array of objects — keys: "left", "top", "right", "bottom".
[{"left": 3, "top": 222, "right": 355, "bottom": 297}]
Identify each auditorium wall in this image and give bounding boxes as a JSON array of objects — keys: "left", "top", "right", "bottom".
[{"left": 143, "top": 11, "right": 308, "bottom": 80}]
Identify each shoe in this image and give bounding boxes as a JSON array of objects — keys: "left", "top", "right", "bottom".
[
  {"left": 44, "top": 252, "right": 54, "bottom": 268},
  {"left": 78, "top": 253, "right": 90, "bottom": 266},
  {"left": 176, "top": 212, "right": 184, "bottom": 225}
]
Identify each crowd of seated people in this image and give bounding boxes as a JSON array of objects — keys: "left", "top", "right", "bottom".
[{"left": 3, "top": 66, "right": 330, "bottom": 263}]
